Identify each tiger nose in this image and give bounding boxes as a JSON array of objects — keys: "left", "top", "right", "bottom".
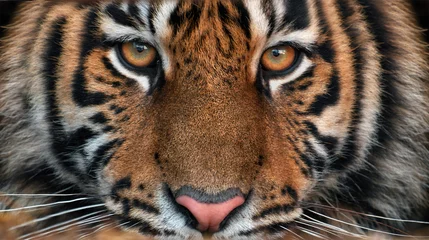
[{"left": 175, "top": 189, "right": 245, "bottom": 232}]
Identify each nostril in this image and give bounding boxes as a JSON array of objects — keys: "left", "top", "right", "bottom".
[{"left": 176, "top": 195, "right": 245, "bottom": 232}]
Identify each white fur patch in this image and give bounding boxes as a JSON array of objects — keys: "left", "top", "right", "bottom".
[
  {"left": 269, "top": 56, "right": 313, "bottom": 93},
  {"left": 108, "top": 50, "right": 151, "bottom": 91}
]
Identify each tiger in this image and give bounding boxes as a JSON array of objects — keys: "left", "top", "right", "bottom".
[{"left": 0, "top": 0, "right": 428, "bottom": 239}]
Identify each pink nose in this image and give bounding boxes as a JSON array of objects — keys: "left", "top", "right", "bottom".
[{"left": 176, "top": 195, "right": 245, "bottom": 232}]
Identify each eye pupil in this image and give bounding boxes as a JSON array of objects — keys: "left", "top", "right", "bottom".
[
  {"left": 272, "top": 49, "right": 280, "bottom": 57},
  {"left": 134, "top": 42, "right": 146, "bottom": 53}
]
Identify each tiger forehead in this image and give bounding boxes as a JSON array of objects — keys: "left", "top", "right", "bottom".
[{"left": 164, "top": 0, "right": 251, "bottom": 59}]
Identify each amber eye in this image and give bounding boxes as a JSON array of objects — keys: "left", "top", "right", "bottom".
[
  {"left": 119, "top": 41, "right": 158, "bottom": 68},
  {"left": 261, "top": 45, "right": 298, "bottom": 72}
]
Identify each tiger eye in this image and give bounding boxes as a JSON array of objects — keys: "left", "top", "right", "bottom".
[
  {"left": 120, "top": 41, "right": 158, "bottom": 68},
  {"left": 261, "top": 45, "right": 297, "bottom": 72}
]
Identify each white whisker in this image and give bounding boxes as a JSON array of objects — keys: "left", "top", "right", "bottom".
[
  {"left": 77, "top": 222, "right": 114, "bottom": 240},
  {"left": 295, "top": 220, "right": 341, "bottom": 237},
  {"left": 0, "top": 193, "right": 90, "bottom": 198},
  {"left": 78, "top": 220, "right": 130, "bottom": 240},
  {"left": 17, "top": 210, "right": 107, "bottom": 239},
  {"left": 10, "top": 203, "right": 105, "bottom": 230},
  {"left": 305, "top": 202, "right": 429, "bottom": 225},
  {"left": 0, "top": 197, "right": 93, "bottom": 213},
  {"left": 296, "top": 226, "right": 330, "bottom": 239},
  {"left": 307, "top": 209, "right": 427, "bottom": 238},
  {"left": 279, "top": 225, "right": 304, "bottom": 240},
  {"left": 300, "top": 214, "right": 363, "bottom": 238},
  {"left": 22, "top": 214, "right": 113, "bottom": 240}
]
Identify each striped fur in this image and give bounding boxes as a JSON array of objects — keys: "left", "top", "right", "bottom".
[{"left": 0, "top": 0, "right": 428, "bottom": 239}]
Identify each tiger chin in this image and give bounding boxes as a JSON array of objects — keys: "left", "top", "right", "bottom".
[{"left": 0, "top": 0, "right": 428, "bottom": 239}]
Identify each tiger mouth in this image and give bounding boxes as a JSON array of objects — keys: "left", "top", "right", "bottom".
[{"left": 103, "top": 185, "right": 303, "bottom": 239}]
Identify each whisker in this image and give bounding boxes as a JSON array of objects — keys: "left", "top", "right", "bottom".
[
  {"left": 17, "top": 210, "right": 107, "bottom": 239},
  {"left": 78, "top": 220, "right": 130, "bottom": 240},
  {"left": 300, "top": 214, "right": 364, "bottom": 238},
  {"left": 22, "top": 213, "right": 113, "bottom": 240},
  {"left": 0, "top": 193, "right": 91, "bottom": 198},
  {"left": 0, "top": 197, "right": 93, "bottom": 213},
  {"left": 302, "top": 201, "right": 429, "bottom": 225},
  {"left": 77, "top": 222, "right": 115, "bottom": 240},
  {"left": 9, "top": 203, "right": 105, "bottom": 230},
  {"left": 278, "top": 225, "right": 304, "bottom": 240},
  {"left": 295, "top": 220, "right": 341, "bottom": 238},
  {"left": 307, "top": 209, "right": 427, "bottom": 238},
  {"left": 296, "top": 226, "right": 330, "bottom": 239}
]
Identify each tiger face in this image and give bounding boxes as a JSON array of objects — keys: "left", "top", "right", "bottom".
[{"left": 1, "top": 0, "right": 428, "bottom": 239}]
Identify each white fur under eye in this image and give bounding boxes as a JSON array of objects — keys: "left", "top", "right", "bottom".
[
  {"left": 269, "top": 56, "right": 313, "bottom": 93},
  {"left": 108, "top": 50, "right": 151, "bottom": 91}
]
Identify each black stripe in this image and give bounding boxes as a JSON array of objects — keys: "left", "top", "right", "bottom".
[
  {"left": 87, "top": 139, "right": 123, "bottom": 178},
  {"left": 281, "top": 186, "right": 298, "bottom": 201},
  {"left": 44, "top": 18, "right": 87, "bottom": 173},
  {"left": 128, "top": 3, "right": 145, "bottom": 27},
  {"left": 262, "top": 0, "right": 276, "bottom": 37},
  {"left": 89, "top": 112, "right": 109, "bottom": 124},
  {"left": 239, "top": 222, "right": 294, "bottom": 236},
  {"left": 307, "top": 71, "right": 340, "bottom": 115},
  {"left": 355, "top": 0, "right": 399, "bottom": 151},
  {"left": 132, "top": 199, "right": 160, "bottom": 215},
  {"left": 184, "top": 3, "right": 202, "bottom": 38},
  {"left": 72, "top": 11, "right": 111, "bottom": 107},
  {"left": 148, "top": 5, "right": 156, "bottom": 34},
  {"left": 122, "top": 198, "right": 131, "bottom": 215},
  {"left": 102, "top": 57, "right": 127, "bottom": 79},
  {"left": 303, "top": 121, "right": 338, "bottom": 156},
  {"left": 111, "top": 176, "right": 132, "bottom": 199},
  {"left": 252, "top": 204, "right": 295, "bottom": 220},
  {"left": 117, "top": 217, "right": 161, "bottom": 235},
  {"left": 281, "top": 66, "right": 316, "bottom": 93},
  {"left": 105, "top": 4, "right": 137, "bottom": 29},
  {"left": 335, "top": 0, "right": 404, "bottom": 213},
  {"left": 303, "top": 140, "right": 326, "bottom": 173},
  {"left": 232, "top": 0, "right": 251, "bottom": 39},
  {"left": 279, "top": 0, "right": 310, "bottom": 30},
  {"left": 329, "top": 0, "right": 366, "bottom": 171}
]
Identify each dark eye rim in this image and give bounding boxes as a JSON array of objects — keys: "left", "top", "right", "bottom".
[
  {"left": 115, "top": 41, "right": 160, "bottom": 73},
  {"left": 260, "top": 45, "right": 304, "bottom": 78}
]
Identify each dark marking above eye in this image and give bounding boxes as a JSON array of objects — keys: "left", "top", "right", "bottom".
[
  {"left": 280, "top": 0, "right": 310, "bottom": 31},
  {"left": 128, "top": 3, "right": 145, "bottom": 26},
  {"left": 105, "top": 4, "right": 137, "bottom": 29}
]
